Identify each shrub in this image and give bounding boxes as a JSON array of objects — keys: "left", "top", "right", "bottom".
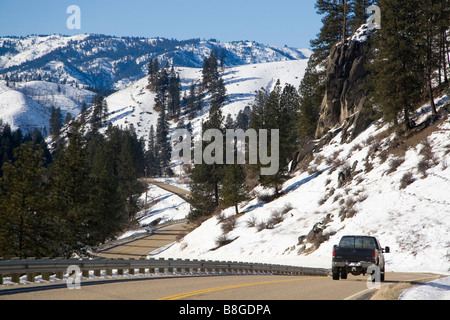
[
  {"left": 386, "top": 157, "right": 405, "bottom": 175},
  {"left": 215, "top": 234, "right": 233, "bottom": 248},
  {"left": 400, "top": 172, "right": 416, "bottom": 189},
  {"left": 221, "top": 217, "right": 237, "bottom": 233}
]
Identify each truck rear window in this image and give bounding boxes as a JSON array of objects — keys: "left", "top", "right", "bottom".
[{"left": 339, "top": 237, "right": 377, "bottom": 249}]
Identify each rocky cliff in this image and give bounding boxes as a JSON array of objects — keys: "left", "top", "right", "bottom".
[{"left": 315, "top": 35, "right": 373, "bottom": 143}]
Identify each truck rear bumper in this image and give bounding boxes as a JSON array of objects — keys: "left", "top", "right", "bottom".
[{"left": 332, "top": 261, "right": 374, "bottom": 275}]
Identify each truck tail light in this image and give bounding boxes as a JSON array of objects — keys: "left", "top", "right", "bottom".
[
  {"left": 372, "top": 250, "right": 376, "bottom": 259},
  {"left": 333, "top": 249, "right": 336, "bottom": 258}
]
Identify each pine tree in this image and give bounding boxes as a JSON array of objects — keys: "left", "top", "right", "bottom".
[
  {"left": 298, "top": 59, "right": 321, "bottom": 142},
  {"left": 145, "top": 125, "right": 160, "bottom": 177},
  {"left": 258, "top": 81, "right": 291, "bottom": 195},
  {"left": 186, "top": 82, "right": 197, "bottom": 119},
  {"left": 88, "top": 140, "right": 126, "bottom": 243},
  {"left": 116, "top": 126, "right": 146, "bottom": 222},
  {"left": 167, "top": 67, "right": 181, "bottom": 119},
  {"left": 49, "top": 106, "right": 62, "bottom": 137},
  {"left": 187, "top": 103, "right": 225, "bottom": 221},
  {"left": 50, "top": 123, "right": 93, "bottom": 251},
  {"left": 156, "top": 105, "right": 172, "bottom": 176},
  {"left": 210, "top": 76, "right": 227, "bottom": 107},
  {"left": 417, "top": 0, "right": 449, "bottom": 116},
  {"left": 368, "top": 0, "right": 426, "bottom": 127},
  {"left": 202, "top": 50, "right": 219, "bottom": 90},
  {"left": 0, "top": 142, "right": 48, "bottom": 258},
  {"left": 220, "top": 164, "right": 249, "bottom": 215},
  {"left": 91, "top": 94, "right": 108, "bottom": 133},
  {"left": 311, "top": 0, "right": 351, "bottom": 63},
  {"left": 249, "top": 81, "right": 300, "bottom": 195}
]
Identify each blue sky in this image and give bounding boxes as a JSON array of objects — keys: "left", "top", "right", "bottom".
[{"left": 0, "top": 0, "right": 322, "bottom": 49}]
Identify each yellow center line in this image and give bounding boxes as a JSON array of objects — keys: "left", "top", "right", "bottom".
[{"left": 158, "top": 277, "right": 328, "bottom": 300}]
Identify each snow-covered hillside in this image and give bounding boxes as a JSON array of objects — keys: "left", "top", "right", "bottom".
[
  {"left": 104, "top": 59, "right": 309, "bottom": 141},
  {"left": 0, "top": 80, "right": 95, "bottom": 132},
  {"left": 147, "top": 95, "right": 450, "bottom": 275},
  {"left": 0, "top": 34, "right": 310, "bottom": 91}
]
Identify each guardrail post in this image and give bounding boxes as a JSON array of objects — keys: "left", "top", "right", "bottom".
[
  {"left": 117, "top": 259, "right": 124, "bottom": 276},
  {"left": 106, "top": 266, "right": 113, "bottom": 277},
  {"left": 176, "top": 258, "right": 183, "bottom": 273},
  {"left": 192, "top": 259, "right": 198, "bottom": 274},
  {"left": 158, "top": 257, "right": 165, "bottom": 274},
  {"left": 167, "top": 258, "right": 173, "bottom": 274},
  {"left": 148, "top": 258, "right": 155, "bottom": 274},
  {"left": 139, "top": 258, "right": 146, "bottom": 274},
  {"left": 129, "top": 258, "right": 135, "bottom": 275},
  {"left": 54, "top": 257, "right": 64, "bottom": 280},
  {"left": 26, "top": 257, "right": 36, "bottom": 282}
]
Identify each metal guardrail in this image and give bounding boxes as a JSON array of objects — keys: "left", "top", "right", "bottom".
[{"left": 0, "top": 257, "right": 330, "bottom": 285}]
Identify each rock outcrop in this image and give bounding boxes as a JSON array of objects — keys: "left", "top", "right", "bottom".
[{"left": 315, "top": 34, "right": 373, "bottom": 142}]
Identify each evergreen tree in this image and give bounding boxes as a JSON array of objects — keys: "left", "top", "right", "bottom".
[
  {"left": 64, "top": 112, "right": 72, "bottom": 125},
  {"left": 202, "top": 50, "right": 219, "bottom": 90},
  {"left": 50, "top": 123, "right": 93, "bottom": 251},
  {"left": 220, "top": 164, "right": 249, "bottom": 215},
  {"left": 88, "top": 140, "right": 126, "bottom": 243},
  {"left": 368, "top": 0, "right": 426, "bottom": 127},
  {"left": 186, "top": 81, "right": 198, "bottom": 119},
  {"left": 0, "top": 143, "right": 48, "bottom": 258},
  {"left": 417, "top": 0, "right": 449, "bottom": 115},
  {"left": 156, "top": 104, "right": 172, "bottom": 176},
  {"left": 210, "top": 76, "right": 227, "bottom": 107},
  {"left": 91, "top": 94, "right": 108, "bottom": 133},
  {"left": 187, "top": 103, "right": 225, "bottom": 221},
  {"left": 298, "top": 59, "right": 322, "bottom": 142},
  {"left": 49, "top": 106, "right": 62, "bottom": 137},
  {"left": 167, "top": 67, "right": 181, "bottom": 119},
  {"left": 249, "top": 81, "right": 300, "bottom": 196},
  {"left": 116, "top": 126, "right": 146, "bottom": 221},
  {"left": 235, "top": 106, "right": 251, "bottom": 131},
  {"left": 145, "top": 125, "right": 160, "bottom": 177},
  {"left": 310, "top": 0, "right": 351, "bottom": 63}
]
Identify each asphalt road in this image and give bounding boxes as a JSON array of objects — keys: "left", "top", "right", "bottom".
[
  {"left": 0, "top": 181, "right": 441, "bottom": 301},
  {"left": 0, "top": 272, "right": 440, "bottom": 300},
  {"left": 95, "top": 221, "right": 187, "bottom": 259}
]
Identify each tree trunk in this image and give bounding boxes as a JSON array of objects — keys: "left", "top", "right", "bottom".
[{"left": 342, "top": 0, "right": 347, "bottom": 42}]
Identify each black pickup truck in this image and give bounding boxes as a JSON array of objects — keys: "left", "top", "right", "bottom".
[{"left": 332, "top": 235, "right": 390, "bottom": 281}]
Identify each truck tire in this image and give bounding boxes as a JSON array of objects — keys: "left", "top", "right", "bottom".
[{"left": 332, "top": 268, "right": 340, "bottom": 280}]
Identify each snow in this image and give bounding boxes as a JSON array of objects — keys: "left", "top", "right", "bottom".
[
  {"left": 0, "top": 34, "right": 90, "bottom": 70},
  {"left": 147, "top": 94, "right": 450, "bottom": 278},
  {"left": 399, "top": 277, "right": 450, "bottom": 300},
  {"left": 103, "top": 59, "right": 309, "bottom": 143},
  {"left": 137, "top": 183, "right": 190, "bottom": 227},
  {"left": 2, "top": 34, "right": 449, "bottom": 299},
  {"left": 0, "top": 80, "right": 95, "bottom": 132}
]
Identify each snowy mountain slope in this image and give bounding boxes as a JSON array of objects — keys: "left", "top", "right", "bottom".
[
  {"left": 0, "top": 82, "right": 49, "bottom": 132},
  {"left": 0, "top": 80, "right": 95, "bottom": 132},
  {"left": 0, "top": 35, "right": 310, "bottom": 91},
  {"left": 151, "top": 95, "right": 450, "bottom": 274},
  {"left": 103, "top": 59, "right": 309, "bottom": 142}
]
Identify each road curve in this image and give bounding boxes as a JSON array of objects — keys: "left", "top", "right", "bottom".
[
  {"left": 95, "top": 221, "right": 187, "bottom": 259},
  {"left": 0, "top": 272, "right": 440, "bottom": 300}
]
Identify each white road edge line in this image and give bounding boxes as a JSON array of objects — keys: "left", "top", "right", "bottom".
[{"left": 344, "top": 275, "right": 441, "bottom": 300}]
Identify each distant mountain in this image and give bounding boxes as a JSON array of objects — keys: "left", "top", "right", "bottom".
[{"left": 0, "top": 34, "right": 310, "bottom": 91}]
